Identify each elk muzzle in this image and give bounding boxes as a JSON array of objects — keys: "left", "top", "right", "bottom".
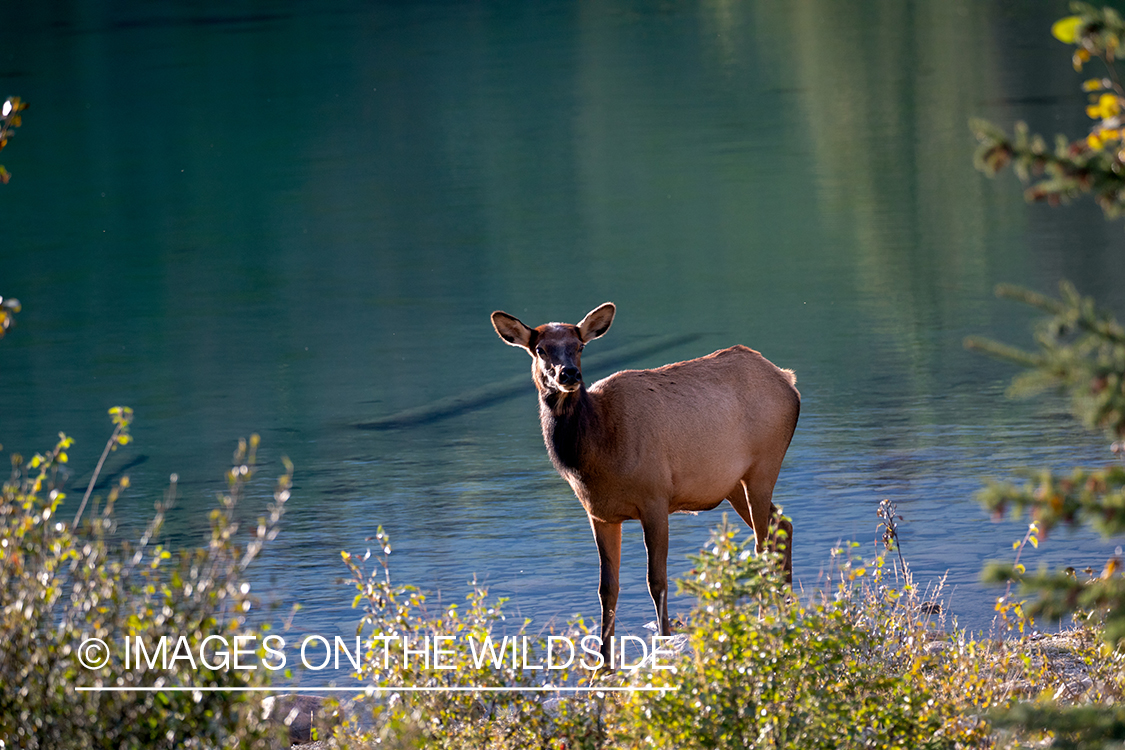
[{"left": 557, "top": 365, "right": 581, "bottom": 388}]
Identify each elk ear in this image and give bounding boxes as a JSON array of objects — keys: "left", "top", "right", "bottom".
[
  {"left": 491, "top": 311, "right": 534, "bottom": 352},
  {"left": 578, "top": 302, "right": 615, "bottom": 343}
]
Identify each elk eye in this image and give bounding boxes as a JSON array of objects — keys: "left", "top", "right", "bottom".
[
  {"left": 535, "top": 346, "right": 547, "bottom": 357},
  {"left": 577, "top": 344, "right": 585, "bottom": 353}
]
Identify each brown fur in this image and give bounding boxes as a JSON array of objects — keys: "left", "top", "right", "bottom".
[{"left": 491, "top": 303, "right": 799, "bottom": 667}]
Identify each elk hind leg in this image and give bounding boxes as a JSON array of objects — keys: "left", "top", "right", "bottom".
[
  {"left": 640, "top": 513, "right": 671, "bottom": 637},
  {"left": 734, "top": 474, "right": 792, "bottom": 582}
]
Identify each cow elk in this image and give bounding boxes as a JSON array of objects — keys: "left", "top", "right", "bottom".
[{"left": 491, "top": 303, "right": 800, "bottom": 668}]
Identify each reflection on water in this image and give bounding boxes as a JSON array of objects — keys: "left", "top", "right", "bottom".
[{"left": 2, "top": 0, "right": 1124, "bottom": 653}]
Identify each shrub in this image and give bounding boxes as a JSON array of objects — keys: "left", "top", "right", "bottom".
[
  {"left": 611, "top": 520, "right": 967, "bottom": 750},
  {"left": 336, "top": 527, "right": 610, "bottom": 749},
  {"left": 0, "top": 422, "right": 291, "bottom": 749},
  {"left": 328, "top": 515, "right": 1084, "bottom": 750}
]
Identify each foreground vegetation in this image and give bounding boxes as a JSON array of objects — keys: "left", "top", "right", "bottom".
[
  {"left": 325, "top": 497, "right": 1125, "bottom": 750},
  {"left": 968, "top": 3, "right": 1125, "bottom": 745},
  {"left": 1, "top": 404, "right": 1122, "bottom": 748},
  {"left": 0, "top": 428, "right": 291, "bottom": 749}
]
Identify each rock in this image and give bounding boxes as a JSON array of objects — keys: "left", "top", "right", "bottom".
[
  {"left": 923, "top": 641, "right": 948, "bottom": 656},
  {"left": 261, "top": 694, "right": 342, "bottom": 746},
  {"left": 919, "top": 600, "right": 942, "bottom": 615}
]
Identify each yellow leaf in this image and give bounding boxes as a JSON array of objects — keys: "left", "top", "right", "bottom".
[
  {"left": 1029, "top": 536, "right": 1039, "bottom": 548},
  {"left": 1095, "top": 93, "right": 1122, "bottom": 118},
  {"left": 57, "top": 452, "right": 68, "bottom": 463},
  {"left": 1084, "top": 78, "right": 1106, "bottom": 91},
  {"left": 1053, "top": 16, "right": 1083, "bottom": 44}
]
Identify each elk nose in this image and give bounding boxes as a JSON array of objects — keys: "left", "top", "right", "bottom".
[{"left": 559, "top": 366, "right": 581, "bottom": 385}]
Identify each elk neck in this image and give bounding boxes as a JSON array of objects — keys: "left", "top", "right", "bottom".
[{"left": 536, "top": 380, "right": 598, "bottom": 474}]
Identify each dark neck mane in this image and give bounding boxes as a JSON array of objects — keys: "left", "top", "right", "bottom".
[{"left": 538, "top": 386, "right": 595, "bottom": 474}]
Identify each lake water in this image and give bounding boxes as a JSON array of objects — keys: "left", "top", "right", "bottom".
[{"left": 3, "top": 0, "right": 1125, "bottom": 670}]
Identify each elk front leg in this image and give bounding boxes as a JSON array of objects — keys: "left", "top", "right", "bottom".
[
  {"left": 591, "top": 518, "right": 621, "bottom": 669},
  {"left": 640, "top": 513, "right": 671, "bottom": 637}
]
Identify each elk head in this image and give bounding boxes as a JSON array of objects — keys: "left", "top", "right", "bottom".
[{"left": 491, "top": 303, "right": 616, "bottom": 394}]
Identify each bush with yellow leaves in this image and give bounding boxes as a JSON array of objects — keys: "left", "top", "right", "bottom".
[{"left": 0, "top": 420, "right": 291, "bottom": 749}]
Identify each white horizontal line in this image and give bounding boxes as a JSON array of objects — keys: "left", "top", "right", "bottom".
[{"left": 75, "top": 686, "right": 674, "bottom": 693}]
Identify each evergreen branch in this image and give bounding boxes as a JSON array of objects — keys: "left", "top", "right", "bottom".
[
  {"left": 963, "top": 336, "right": 1041, "bottom": 368},
  {"left": 968, "top": 283, "right": 1125, "bottom": 437},
  {"left": 994, "top": 283, "right": 1068, "bottom": 315},
  {"left": 978, "top": 465, "right": 1125, "bottom": 537}
]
